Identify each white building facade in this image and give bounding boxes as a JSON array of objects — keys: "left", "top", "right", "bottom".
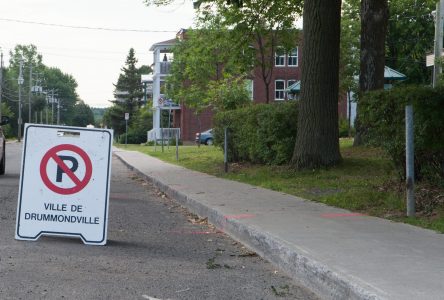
[{"left": 147, "top": 38, "right": 176, "bottom": 141}]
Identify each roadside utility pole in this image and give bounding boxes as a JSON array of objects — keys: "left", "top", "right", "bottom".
[
  {"left": 18, "top": 59, "right": 24, "bottom": 142},
  {"left": 0, "top": 51, "right": 3, "bottom": 121},
  {"left": 57, "top": 99, "right": 61, "bottom": 125},
  {"left": 28, "top": 64, "right": 32, "bottom": 123},
  {"left": 433, "top": 0, "right": 444, "bottom": 87},
  {"left": 51, "top": 89, "right": 55, "bottom": 124}
]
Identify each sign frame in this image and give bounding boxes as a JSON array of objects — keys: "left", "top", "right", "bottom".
[{"left": 15, "top": 124, "right": 113, "bottom": 245}]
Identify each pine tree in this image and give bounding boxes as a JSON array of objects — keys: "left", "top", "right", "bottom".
[{"left": 113, "top": 48, "right": 144, "bottom": 114}]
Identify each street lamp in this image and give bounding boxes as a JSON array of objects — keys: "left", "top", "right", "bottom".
[{"left": 17, "top": 60, "right": 24, "bottom": 142}]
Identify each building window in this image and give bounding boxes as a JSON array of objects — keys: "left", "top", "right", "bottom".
[
  {"left": 275, "top": 47, "right": 285, "bottom": 66},
  {"left": 275, "top": 80, "right": 285, "bottom": 100},
  {"left": 288, "top": 47, "right": 298, "bottom": 66}
]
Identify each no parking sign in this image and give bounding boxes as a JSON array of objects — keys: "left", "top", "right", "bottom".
[{"left": 15, "top": 124, "right": 113, "bottom": 245}]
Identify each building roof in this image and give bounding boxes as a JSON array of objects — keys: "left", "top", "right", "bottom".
[
  {"left": 286, "top": 81, "right": 301, "bottom": 93},
  {"left": 286, "top": 66, "right": 406, "bottom": 94},
  {"left": 149, "top": 38, "right": 177, "bottom": 51},
  {"left": 384, "top": 66, "right": 407, "bottom": 80}
]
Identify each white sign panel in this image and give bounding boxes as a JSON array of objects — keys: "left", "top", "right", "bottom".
[
  {"left": 15, "top": 124, "right": 113, "bottom": 245},
  {"left": 124, "top": 113, "right": 129, "bottom": 120}
]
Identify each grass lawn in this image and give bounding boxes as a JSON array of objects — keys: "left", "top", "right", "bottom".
[{"left": 118, "top": 139, "right": 444, "bottom": 233}]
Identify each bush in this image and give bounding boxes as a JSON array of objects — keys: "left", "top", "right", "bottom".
[
  {"left": 339, "top": 117, "right": 354, "bottom": 138},
  {"left": 118, "top": 129, "right": 146, "bottom": 144},
  {"left": 359, "top": 85, "right": 444, "bottom": 184},
  {"left": 213, "top": 102, "right": 298, "bottom": 165}
]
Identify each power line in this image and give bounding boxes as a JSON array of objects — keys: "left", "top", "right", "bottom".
[{"left": 0, "top": 17, "right": 177, "bottom": 33}]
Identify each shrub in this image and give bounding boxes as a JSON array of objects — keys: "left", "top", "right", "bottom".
[
  {"left": 339, "top": 117, "right": 354, "bottom": 138},
  {"left": 359, "top": 85, "right": 444, "bottom": 184},
  {"left": 213, "top": 102, "right": 298, "bottom": 165},
  {"left": 118, "top": 129, "right": 146, "bottom": 144}
]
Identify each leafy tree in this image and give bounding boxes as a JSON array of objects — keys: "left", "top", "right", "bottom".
[
  {"left": 197, "top": 1, "right": 301, "bottom": 104},
  {"left": 167, "top": 23, "right": 250, "bottom": 112},
  {"left": 3, "top": 45, "right": 79, "bottom": 131},
  {"left": 91, "top": 107, "right": 106, "bottom": 127},
  {"left": 72, "top": 100, "right": 94, "bottom": 127},
  {"left": 0, "top": 103, "right": 14, "bottom": 137},
  {"left": 42, "top": 67, "right": 79, "bottom": 125},
  {"left": 340, "top": 0, "right": 361, "bottom": 95},
  {"left": 291, "top": 0, "right": 342, "bottom": 168},
  {"left": 206, "top": 75, "right": 251, "bottom": 111},
  {"left": 103, "top": 104, "right": 126, "bottom": 135},
  {"left": 386, "top": 0, "right": 434, "bottom": 84}
]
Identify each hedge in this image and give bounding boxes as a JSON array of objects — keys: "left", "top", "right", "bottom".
[
  {"left": 359, "top": 85, "right": 444, "bottom": 184},
  {"left": 213, "top": 102, "right": 298, "bottom": 165}
]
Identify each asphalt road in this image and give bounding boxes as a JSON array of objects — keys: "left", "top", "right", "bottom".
[{"left": 0, "top": 141, "right": 318, "bottom": 300}]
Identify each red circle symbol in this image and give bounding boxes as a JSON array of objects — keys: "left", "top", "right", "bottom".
[{"left": 40, "top": 144, "right": 93, "bottom": 195}]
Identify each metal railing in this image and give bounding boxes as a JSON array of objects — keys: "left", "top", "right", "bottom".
[{"left": 147, "top": 128, "right": 180, "bottom": 143}]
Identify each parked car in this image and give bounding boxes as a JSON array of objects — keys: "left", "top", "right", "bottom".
[
  {"left": 195, "top": 129, "right": 214, "bottom": 145},
  {"left": 0, "top": 116, "right": 10, "bottom": 175}
]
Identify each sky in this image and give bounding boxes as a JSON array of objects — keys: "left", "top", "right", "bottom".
[{"left": 0, "top": 0, "right": 196, "bottom": 108}]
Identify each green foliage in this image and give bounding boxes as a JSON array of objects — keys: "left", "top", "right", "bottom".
[
  {"left": 340, "top": 0, "right": 360, "bottom": 95},
  {"left": 207, "top": 76, "right": 252, "bottom": 112},
  {"left": 339, "top": 117, "right": 354, "bottom": 138},
  {"left": 2, "top": 44, "right": 79, "bottom": 135},
  {"left": 106, "top": 49, "right": 152, "bottom": 136},
  {"left": 91, "top": 107, "right": 106, "bottom": 126},
  {"left": 167, "top": 22, "right": 252, "bottom": 113},
  {"left": 115, "top": 105, "right": 153, "bottom": 144},
  {"left": 113, "top": 48, "right": 148, "bottom": 113},
  {"left": 386, "top": 0, "right": 435, "bottom": 84},
  {"left": 43, "top": 67, "right": 79, "bottom": 125},
  {"left": 103, "top": 104, "right": 126, "bottom": 134},
  {"left": 213, "top": 102, "right": 298, "bottom": 165},
  {"left": 0, "top": 103, "right": 14, "bottom": 138},
  {"left": 196, "top": 0, "right": 301, "bottom": 104},
  {"left": 71, "top": 101, "right": 94, "bottom": 127},
  {"left": 359, "top": 85, "right": 444, "bottom": 183}
]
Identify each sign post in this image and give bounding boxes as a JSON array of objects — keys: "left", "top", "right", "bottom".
[
  {"left": 124, "top": 113, "right": 129, "bottom": 147},
  {"left": 15, "top": 124, "right": 113, "bottom": 245}
]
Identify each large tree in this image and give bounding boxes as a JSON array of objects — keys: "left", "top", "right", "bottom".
[
  {"left": 167, "top": 22, "right": 251, "bottom": 112},
  {"left": 146, "top": 0, "right": 346, "bottom": 169},
  {"left": 113, "top": 48, "right": 148, "bottom": 114},
  {"left": 354, "top": 0, "right": 388, "bottom": 145},
  {"left": 290, "top": 0, "right": 342, "bottom": 168},
  {"left": 3, "top": 45, "right": 80, "bottom": 134},
  {"left": 72, "top": 100, "right": 95, "bottom": 127},
  {"left": 360, "top": 0, "right": 388, "bottom": 91},
  {"left": 43, "top": 66, "right": 79, "bottom": 125},
  {"left": 106, "top": 48, "right": 152, "bottom": 136}
]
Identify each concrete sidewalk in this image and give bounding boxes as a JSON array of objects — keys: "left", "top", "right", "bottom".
[{"left": 114, "top": 149, "right": 444, "bottom": 300}]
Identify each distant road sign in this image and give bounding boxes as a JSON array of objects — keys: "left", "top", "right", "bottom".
[
  {"left": 15, "top": 124, "right": 113, "bottom": 245},
  {"left": 125, "top": 113, "right": 129, "bottom": 120}
]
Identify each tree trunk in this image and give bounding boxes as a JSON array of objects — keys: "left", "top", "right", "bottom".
[
  {"left": 354, "top": 0, "right": 388, "bottom": 146},
  {"left": 291, "top": 0, "right": 342, "bottom": 169}
]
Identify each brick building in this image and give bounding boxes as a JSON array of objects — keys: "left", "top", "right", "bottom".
[{"left": 148, "top": 29, "right": 347, "bottom": 143}]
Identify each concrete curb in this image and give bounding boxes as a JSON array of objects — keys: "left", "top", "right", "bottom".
[{"left": 114, "top": 152, "right": 382, "bottom": 300}]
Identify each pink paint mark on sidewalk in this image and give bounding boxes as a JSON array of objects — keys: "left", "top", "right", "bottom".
[
  {"left": 320, "top": 213, "right": 366, "bottom": 218},
  {"left": 224, "top": 214, "right": 256, "bottom": 220},
  {"left": 168, "top": 230, "right": 220, "bottom": 235}
]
